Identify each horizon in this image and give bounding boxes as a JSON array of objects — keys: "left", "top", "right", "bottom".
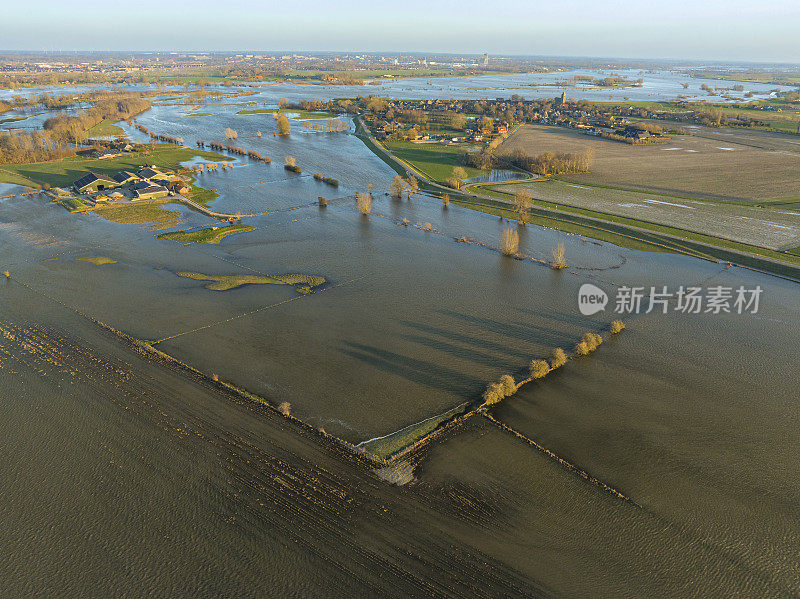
[{"left": 4, "top": 0, "right": 799, "bottom": 63}]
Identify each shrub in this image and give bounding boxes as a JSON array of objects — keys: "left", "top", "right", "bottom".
[
  {"left": 441, "top": 194, "right": 450, "bottom": 207},
  {"left": 318, "top": 196, "right": 328, "bottom": 207},
  {"left": 356, "top": 192, "right": 372, "bottom": 215},
  {"left": 211, "top": 373, "right": 219, "bottom": 382},
  {"left": 576, "top": 332, "right": 603, "bottom": 355},
  {"left": 3, "top": 270, "right": 10, "bottom": 279},
  {"left": 610, "top": 320, "right": 625, "bottom": 334},
  {"left": 529, "top": 359, "right": 550, "bottom": 379},
  {"left": 550, "top": 348, "right": 567, "bottom": 369},
  {"left": 276, "top": 113, "right": 291, "bottom": 135},
  {"left": 401, "top": 217, "right": 409, "bottom": 226},
  {"left": 423, "top": 222, "right": 432, "bottom": 232},
  {"left": 284, "top": 155, "right": 296, "bottom": 167},
  {"left": 551, "top": 243, "right": 568, "bottom": 270},
  {"left": 278, "top": 401, "right": 291, "bottom": 416},
  {"left": 482, "top": 382, "right": 504, "bottom": 405},
  {"left": 500, "top": 228, "right": 519, "bottom": 256},
  {"left": 499, "top": 374, "right": 517, "bottom": 395}
]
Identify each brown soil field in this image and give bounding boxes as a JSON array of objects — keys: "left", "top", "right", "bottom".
[{"left": 498, "top": 124, "right": 800, "bottom": 202}]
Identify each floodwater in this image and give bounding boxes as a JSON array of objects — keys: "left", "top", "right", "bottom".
[{"left": 1, "top": 87, "right": 799, "bottom": 597}]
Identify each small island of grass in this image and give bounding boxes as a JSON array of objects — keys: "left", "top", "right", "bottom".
[
  {"left": 76, "top": 256, "right": 117, "bottom": 265},
  {"left": 158, "top": 224, "right": 255, "bottom": 244},
  {"left": 177, "top": 271, "right": 325, "bottom": 292}
]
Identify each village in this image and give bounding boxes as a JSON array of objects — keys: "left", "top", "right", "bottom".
[{"left": 360, "top": 92, "right": 672, "bottom": 146}]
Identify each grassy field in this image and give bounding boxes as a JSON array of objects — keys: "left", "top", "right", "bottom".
[
  {"left": 177, "top": 271, "right": 325, "bottom": 292},
  {"left": 236, "top": 108, "right": 336, "bottom": 119},
  {"left": 183, "top": 112, "right": 217, "bottom": 117},
  {"left": 383, "top": 141, "right": 484, "bottom": 182},
  {"left": 86, "top": 119, "right": 125, "bottom": 137},
  {"left": 94, "top": 200, "right": 183, "bottom": 225},
  {"left": 483, "top": 178, "right": 800, "bottom": 250},
  {"left": 0, "top": 145, "right": 228, "bottom": 188},
  {"left": 595, "top": 99, "right": 800, "bottom": 134},
  {"left": 158, "top": 224, "right": 255, "bottom": 244},
  {"left": 498, "top": 124, "right": 800, "bottom": 202}
]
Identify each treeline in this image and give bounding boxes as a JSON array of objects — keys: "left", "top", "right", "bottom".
[
  {"left": 0, "top": 129, "right": 76, "bottom": 164},
  {"left": 464, "top": 147, "right": 594, "bottom": 175},
  {"left": 42, "top": 96, "right": 152, "bottom": 145},
  {"left": 203, "top": 141, "right": 271, "bottom": 163}
]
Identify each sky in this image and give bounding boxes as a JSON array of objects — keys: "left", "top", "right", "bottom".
[{"left": 2, "top": 0, "right": 799, "bottom": 63}]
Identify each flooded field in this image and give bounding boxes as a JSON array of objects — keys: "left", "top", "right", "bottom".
[{"left": 1, "top": 86, "right": 799, "bottom": 597}]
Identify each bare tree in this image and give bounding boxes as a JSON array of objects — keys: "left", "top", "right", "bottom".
[{"left": 513, "top": 188, "right": 532, "bottom": 223}]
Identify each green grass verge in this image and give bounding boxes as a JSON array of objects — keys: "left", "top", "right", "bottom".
[
  {"left": 183, "top": 112, "right": 216, "bottom": 117},
  {"left": 383, "top": 141, "right": 484, "bottom": 182},
  {"left": 158, "top": 224, "right": 255, "bottom": 244},
  {"left": 94, "top": 200, "right": 183, "bottom": 225},
  {"left": 0, "top": 145, "right": 229, "bottom": 188},
  {"left": 59, "top": 197, "right": 89, "bottom": 212},
  {"left": 358, "top": 404, "right": 469, "bottom": 460},
  {"left": 86, "top": 119, "right": 125, "bottom": 137},
  {"left": 177, "top": 271, "right": 325, "bottom": 292}
]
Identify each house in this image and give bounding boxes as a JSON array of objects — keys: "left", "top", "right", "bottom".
[
  {"left": 73, "top": 172, "right": 118, "bottom": 193},
  {"left": 167, "top": 180, "right": 189, "bottom": 195},
  {"left": 112, "top": 171, "right": 138, "bottom": 185},
  {"left": 133, "top": 184, "right": 170, "bottom": 201}
]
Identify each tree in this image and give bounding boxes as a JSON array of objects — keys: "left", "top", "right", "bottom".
[
  {"left": 276, "top": 113, "right": 291, "bottom": 135},
  {"left": 278, "top": 97, "right": 289, "bottom": 109},
  {"left": 513, "top": 188, "right": 532, "bottom": 223},
  {"left": 452, "top": 166, "right": 467, "bottom": 181},
  {"left": 450, "top": 113, "right": 467, "bottom": 129},
  {"left": 529, "top": 360, "right": 550, "bottom": 379},
  {"left": 224, "top": 127, "right": 237, "bottom": 139},
  {"left": 390, "top": 175, "right": 406, "bottom": 198},
  {"left": 406, "top": 175, "right": 418, "bottom": 199},
  {"left": 356, "top": 192, "right": 372, "bottom": 215},
  {"left": 551, "top": 243, "right": 567, "bottom": 270},
  {"left": 500, "top": 228, "right": 519, "bottom": 256}
]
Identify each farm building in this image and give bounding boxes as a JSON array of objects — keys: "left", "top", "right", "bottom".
[
  {"left": 167, "top": 180, "right": 189, "bottom": 195},
  {"left": 133, "top": 184, "right": 170, "bottom": 200},
  {"left": 90, "top": 148, "right": 124, "bottom": 159},
  {"left": 135, "top": 166, "right": 161, "bottom": 180},
  {"left": 112, "top": 171, "right": 139, "bottom": 185},
  {"left": 73, "top": 172, "right": 118, "bottom": 193}
]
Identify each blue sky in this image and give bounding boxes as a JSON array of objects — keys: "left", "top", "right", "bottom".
[{"left": 3, "top": 0, "right": 798, "bottom": 62}]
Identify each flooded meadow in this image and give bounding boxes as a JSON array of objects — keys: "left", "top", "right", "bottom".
[{"left": 1, "top": 83, "right": 799, "bottom": 597}]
